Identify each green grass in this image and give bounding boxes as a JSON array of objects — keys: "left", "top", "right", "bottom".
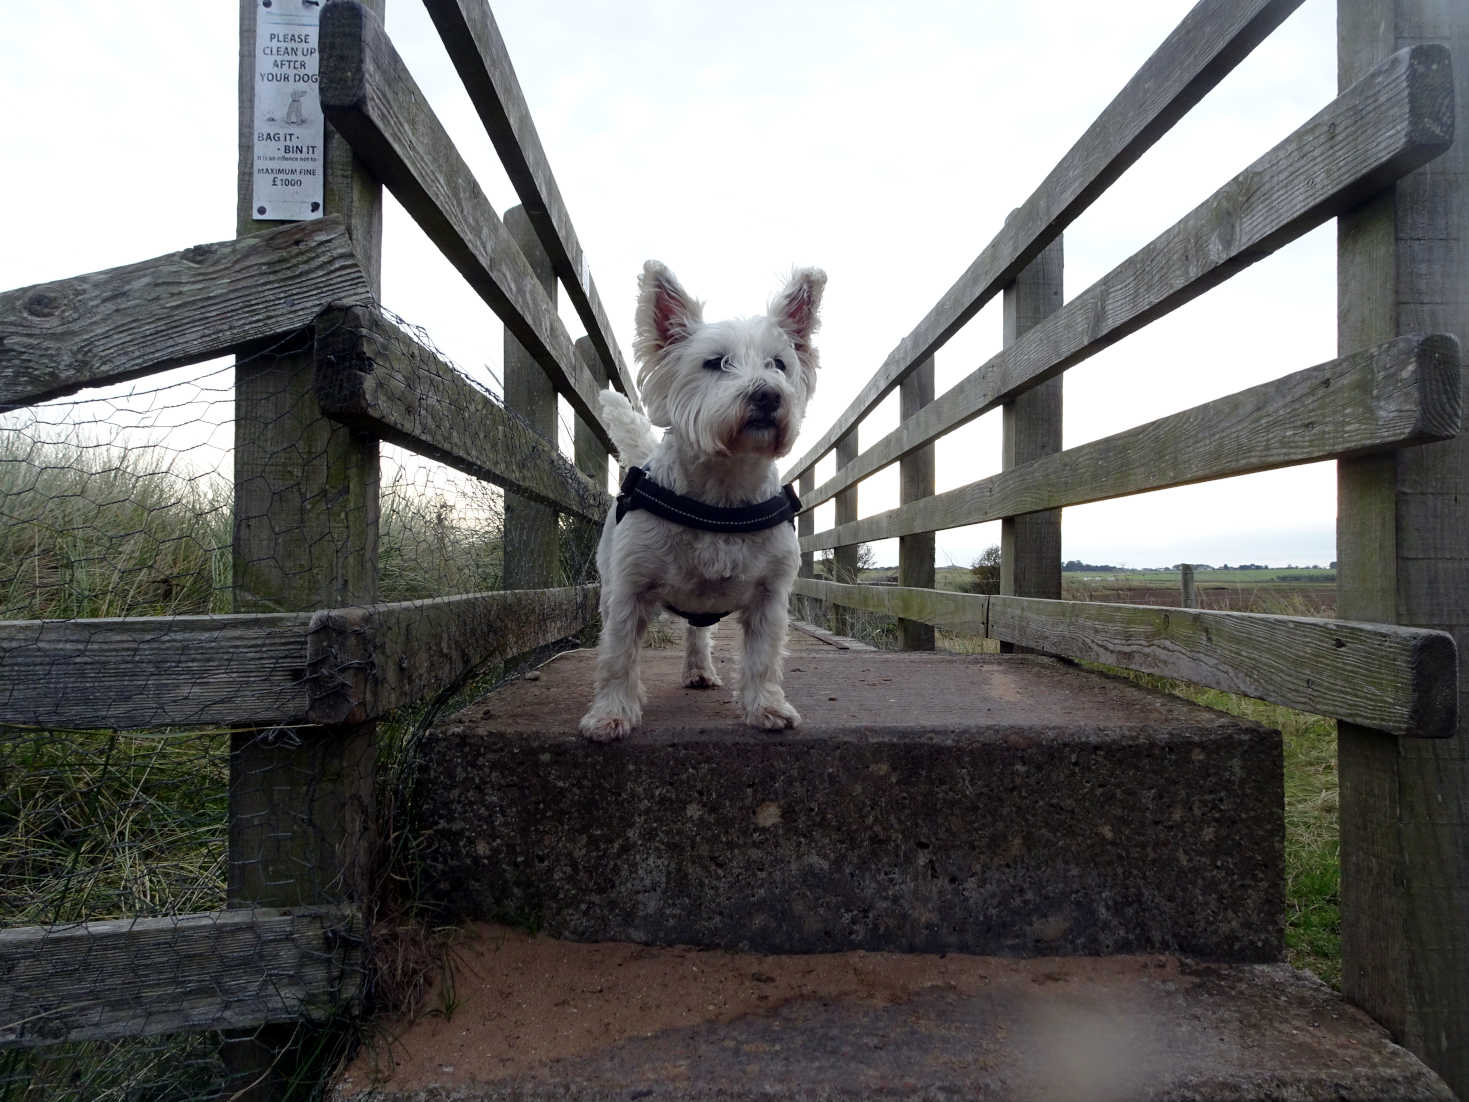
[{"left": 0, "top": 437, "right": 519, "bottom": 1098}]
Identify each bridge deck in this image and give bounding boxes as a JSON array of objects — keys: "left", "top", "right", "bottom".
[
  {"left": 332, "top": 623, "right": 1453, "bottom": 1099},
  {"left": 445, "top": 619, "right": 1231, "bottom": 737}
]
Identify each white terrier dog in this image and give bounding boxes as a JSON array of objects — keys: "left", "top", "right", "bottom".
[{"left": 579, "top": 260, "right": 827, "bottom": 742}]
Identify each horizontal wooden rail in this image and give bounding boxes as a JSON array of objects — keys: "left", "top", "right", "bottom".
[
  {"left": 314, "top": 305, "right": 609, "bottom": 523},
  {"left": 0, "top": 587, "right": 595, "bottom": 730},
  {"left": 0, "top": 220, "right": 369, "bottom": 413},
  {"left": 792, "top": 578, "right": 1458, "bottom": 738},
  {"left": 797, "top": 43, "right": 1455, "bottom": 510},
  {"left": 783, "top": 0, "right": 1304, "bottom": 484},
  {"left": 0, "top": 613, "right": 314, "bottom": 730},
  {"left": 421, "top": 0, "right": 638, "bottom": 408},
  {"left": 318, "top": 2, "right": 615, "bottom": 452},
  {"left": 0, "top": 906, "right": 361, "bottom": 1048},
  {"left": 804, "top": 333, "right": 1462, "bottom": 550},
  {"left": 305, "top": 585, "right": 597, "bottom": 723}
]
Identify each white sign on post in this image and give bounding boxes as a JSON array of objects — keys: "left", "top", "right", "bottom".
[{"left": 251, "top": 0, "right": 325, "bottom": 221}]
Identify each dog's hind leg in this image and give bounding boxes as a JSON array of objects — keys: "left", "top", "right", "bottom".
[
  {"left": 580, "top": 586, "right": 651, "bottom": 741},
  {"left": 682, "top": 623, "right": 723, "bottom": 688},
  {"left": 736, "top": 588, "right": 801, "bottom": 730}
]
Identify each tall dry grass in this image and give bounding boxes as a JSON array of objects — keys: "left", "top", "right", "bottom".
[{"left": 0, "top": 436, "right": 519, "bottom": 1098}]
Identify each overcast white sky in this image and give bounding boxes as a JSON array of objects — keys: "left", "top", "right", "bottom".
[{"left": 0, "top": 0, "right": 1341, "bottom": 569}]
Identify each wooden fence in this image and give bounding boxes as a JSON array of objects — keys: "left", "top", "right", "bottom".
[
  {"left": 1, "top": 0, "right": 1466, "bottom": 1098},
  {"left": 786, "top": 0, "right": 1467, "bottom": 1092},
  {"left": 0, "top": 0, "right": 625, "bottom": 1088}
]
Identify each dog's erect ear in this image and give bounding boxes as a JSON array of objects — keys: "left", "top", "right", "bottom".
[
  {"left": 634, "top": 261, "right": 703, "bottom": 427},
  {"left": 770, "top": 268, "right": 827, "bottom": 390},
  {"left": 634, "top": 261, "right": 703, "bottom": 366},
  {"left": 769, "top": 267, "right": 826, "bottom": 358}
]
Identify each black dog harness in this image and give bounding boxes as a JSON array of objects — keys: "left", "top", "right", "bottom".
[{"left": 614, "top": 465, "right": 801, "bottom": 627}]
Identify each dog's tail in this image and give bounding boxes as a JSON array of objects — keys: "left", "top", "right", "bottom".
[{"left": 598, "top": 389, "right": 660, "bottom": 467}]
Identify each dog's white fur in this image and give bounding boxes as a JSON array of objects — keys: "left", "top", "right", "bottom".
[{"left": 579, "top": 260, "right": 827, "bottom": 741}]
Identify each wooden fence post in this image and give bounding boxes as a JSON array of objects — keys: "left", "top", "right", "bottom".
[
  {"left": 832, "top": 428, "right": 860, "bottom": 637},
  {"left": 1180, "top": 564, "right": 1196, "bottom": 609},
  {"left": 797, "top": 468, "right": 815, "bottom": 625},
  {"left": 899, "top": 357, "right": 936, "bottom": 650},
  {"left": 1336, "top": 3, "right": 1468, "bottom": 1095},
  {"left": 503, "top": 205, "right": 560, "bottom": 589},
  {"left": 229, "top": 0, "right": 383, "bottom": 1093},
  {"left": 1000, "top": 232, "right": 1063, "bottom": 653},
  {"left": 571, "top": 335, "right": 608, "bottom": 584}
]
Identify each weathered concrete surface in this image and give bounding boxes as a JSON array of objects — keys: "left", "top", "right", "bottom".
[
  {"left": 416, "top": 629, "right": 1283, "bottom": 959},
  {"left": 332, "top": 929, "right": 1455, "bottom": 1101}
]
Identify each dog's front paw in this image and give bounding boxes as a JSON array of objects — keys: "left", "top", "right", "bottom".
[
  {"left": 683, "top": 668, "right": 723, "bottom": 689},
  {"left": 746, "top": 698, "right": 801, "bottom": 730},
  {"left": 580, "top": 707, "right": 637, "bottom": 742}
]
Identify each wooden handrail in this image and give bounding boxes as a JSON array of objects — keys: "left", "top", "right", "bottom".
[
  {"left": 793, "top": 579, "right": 1458, "bottom": 739},
  {"left": 799, "top": 43, "right": 1456, "bottom": 513},
  {"left": 314, "top": 305, "right": 609, "bottom": 523},
  {"left": 0, "top": 907, "right": 361, "bottom": 1048},
  {"left": 0, "top": 587, "right": 597, "bottom": 731},
  {"left": 803, "top": 334, "right": 1460, "bottom": 550},
  {"left": 420, "top": 0, "right": 639, "bottom": 409},
  {"left": 783, "top": 0, "right": 1306, "bottom": 484},
  {"left": 317, "top": 1, "right": 616, "bottom": 451},
  {"left": 0, "top": 220, "right": 369, "bottom": 413}
]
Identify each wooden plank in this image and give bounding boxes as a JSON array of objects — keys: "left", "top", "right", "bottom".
[
  {"left": 831, "top": 429, "right": 860, "bottom": 636},
  {"left": 230, "top": 12, "right": 383, "bottom": 1085},
  {"left": 795, "top": 468, "right": 816, "bottom": 625},
  {"left": 503, "top": 206, "right": 562, "bottom": 588},
  {"left": 802, "top": 333, "right": 1461, "bottom": 550},
  {"left": 0, "top": 907, "right": 361, "bottom": 1048},
  {"left": 420, "top": 0, "right": 638, "bottom": 407},
  {"left": 570, "top": 336, "right": 612, "bottom": 574},
  {"left": 792, "top": 578, "right": 1457, "bottom": 739},
  {"left": 985, "top": 596, "right": 1457, "bottom": 739},
  {"left": 317, "top": 1, "right": 614, "bottom": 450},
  {"left": 1000, "top": 233, "right": 1064, "bottom": 660},
  {"left": 306, "top": 586, "right": 598, "bottom": 723},
  {"left": 898, "top": 357, "right": 936, "bottom": 650},
  {"left": 1337, "top": 2, "right": 1469, "bottom": 1093},
  {"left": 793, "top": 577, "right": 989, "bottom": 636},
  {"left": 782, "top": 0, "right": 1305, "bottom": 484},
  {"left": 799, "top": 43, "right": 1457, "bottom": 511},
  {"left": 0, "top": 220, "right": 368, "bottom": 413},
  {"left": 314, "top": 306, "right": 608, "bottom": 523},
  {"left": 0, "top": 613, "right": 311, "bottom": 730},
  {"left": 231, "top": 0, "right": 383, "bottom": 956},
  {"left": 0, "top": 585, "right": 598, "bottom": 731}
]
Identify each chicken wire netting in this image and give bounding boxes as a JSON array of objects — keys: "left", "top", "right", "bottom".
[{"left": 1, "top": 311, "right": 606, "bottom": 1098}]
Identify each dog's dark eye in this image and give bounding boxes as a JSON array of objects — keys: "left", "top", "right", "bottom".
[
  {"left": 771, "top": 356, "right": 787, "bottom": 373},
  {"left": 702, "top": 355, "right": 725, "bottom": 372}
]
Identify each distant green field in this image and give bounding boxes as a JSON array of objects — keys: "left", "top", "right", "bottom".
[
  {"left": 1064, "top": 566, "right": 1336, "bottom": 585},
  {"left": 869, "top": 564, "right": 1337, "bottom": 617},
  {"left": 902, "top": 564, "right": 1334, "bottom": 588}
]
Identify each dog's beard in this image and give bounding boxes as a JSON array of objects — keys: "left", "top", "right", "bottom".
[{"left": 724, "top": 414, "right": 789, "bottom": 457}]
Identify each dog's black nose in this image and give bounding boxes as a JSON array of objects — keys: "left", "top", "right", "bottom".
[{"left": 749, "top": 387, "right": 782, "bottom": 417}]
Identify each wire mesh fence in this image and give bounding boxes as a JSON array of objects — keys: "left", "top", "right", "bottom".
[{"left": 0, "top": 305, "right": 607, "bottom": 1097}]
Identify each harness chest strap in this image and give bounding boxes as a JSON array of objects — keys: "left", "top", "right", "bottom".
[{"left": 613, "top": 466, "right": 802, "bottom": 626}]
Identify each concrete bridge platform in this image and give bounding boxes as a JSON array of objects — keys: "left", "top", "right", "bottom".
[
  {"left": 414, "top": 624, "right": 1281, "bottom": 960},
  {"left": 333, "top": 624, "right": 1453, "bottom": 1100}
]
